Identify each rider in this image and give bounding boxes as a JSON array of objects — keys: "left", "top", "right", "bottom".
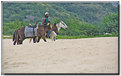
[
  {"left": 42, "top": 12, "right": 50, "bottom": 25},
  {"left": 42, "top": 12, "right": 52, "bottom": 37}
]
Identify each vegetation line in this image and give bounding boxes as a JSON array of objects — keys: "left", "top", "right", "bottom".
[{"left": 3, "top": 35, "right": 118, "bottom": 39}]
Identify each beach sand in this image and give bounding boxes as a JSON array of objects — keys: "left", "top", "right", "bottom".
[{"left": 2, "top": 37, "right": 118, "bottom": 73}]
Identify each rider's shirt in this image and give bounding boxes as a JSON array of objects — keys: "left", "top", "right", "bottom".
[{"left": 42, "top": 17, "right": 49, "bottom": 25}]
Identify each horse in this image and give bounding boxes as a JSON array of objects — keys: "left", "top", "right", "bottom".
[
  {"left": 13, "top": 24, "right": 37, "bottom": 45},
  {"left": 50, "top": 21, "right": 68, "bottom": 41},
  {"left": 13, "top": 23, "right": 59, "bottom": 45},
  {"left": 29, "top": 21, "right": 68, "bottom": 42}
]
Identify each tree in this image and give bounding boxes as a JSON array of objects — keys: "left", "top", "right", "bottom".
[{"left": 101, "top": 13, "right": 118, "bottom": 34}]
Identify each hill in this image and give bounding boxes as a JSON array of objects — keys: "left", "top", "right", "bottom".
[
  {"left": 2, "top": 2, "right": 119, "bottom": 36},
  {"left": 3, "top": 2, "right": 118, "bottom": 25}
]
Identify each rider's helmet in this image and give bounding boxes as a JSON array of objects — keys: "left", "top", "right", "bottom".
[
  {"left": 45, "top": 12, "right": 49, "bottom": 17},
  {"left": 29, "top": 24, "right": 32, "bottom": 26}
]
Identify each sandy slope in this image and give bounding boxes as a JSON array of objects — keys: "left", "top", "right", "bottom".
[{"left": 2, "top": 37, "right": 118, "bottom": 73}]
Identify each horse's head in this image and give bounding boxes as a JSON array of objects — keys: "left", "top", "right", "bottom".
[
  {"left": 59, "top": 21, "right": 68, "bottom": 30},
  {"left": 52, "top": 23, "right": 59, "bottom": 35}
]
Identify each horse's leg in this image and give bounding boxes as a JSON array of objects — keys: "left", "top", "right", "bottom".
[
  {"left": 18, "top": 35, "right": 22, "bottom": 44},
  {"left": 53, "top": 37, "right": 55, "bottom": 41},
  {"left": 13, "top": 31, "right": 15, "bottom": 41},
  {"left": 42, "top": 36, "right": 47, "bottom": 42},
  {"left": 37, "top": 37, "right": 41, "bottom": 43},
  {"left": 17, "top": 31, "right": 22, "bottom": 45},
  {"left": 35, "top": 37, "right": 38, "bottom": 43},
  {"left": 20, "top": 38, "right": 25, "bottom": 44},
  {"left": 15, "top": 30, "right": 21, "bottom": 45},
  {"left": 20, "top": 37, "right": 25, "bottom": 44},
  {"left": 50, "top": 32, "right": 56, "bottom": 41},
  {"left": 13, "top": 31, "right": 17, "bottom": 45},
  {"left": 53, "top": 36, "right": 56, "bottom": 41},
  {"left": 29, "top": 38, "right": 35, "bottom": 43},
  {"left": 20, "top": 27, "right": 26, "bottom": 44},
  {"left": 50, "top": 35, "right": 54, "bottom": 41},
  {"left": 18, "top": 30, "right": 25, "bottom": 45},
  {"left": 16, "top": 31, "right": 19, "bottom": 45},
  {"left": 29, "top": 38, "right": 32, "bottom": 43},
  {"left": 13, "top": 40, "right": 16, "bottom": 45},
  {"left": 33, "top": 37, "right": 36, "bottom": 43},
  {"left": 51, "top": 36, "right": 53, "bottom": 41}
]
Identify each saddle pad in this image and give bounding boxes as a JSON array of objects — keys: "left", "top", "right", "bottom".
[{"left": 24, "top": 26, "right": 37, "bottom": 37}]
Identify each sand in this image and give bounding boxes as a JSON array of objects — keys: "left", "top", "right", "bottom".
[{"left": 2, "top": 37, "right": 118, "bottom": 73}]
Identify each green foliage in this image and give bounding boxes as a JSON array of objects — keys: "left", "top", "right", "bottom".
[
  {"left": 2, "top": 2, "right": 119, "bottom": 38},
  {"left": 3, "top": 3, "right": 118, "bottom": 25},
  {"left": 51, "top": 17, "right": 61, "bottom": 24},
  {"left": 3, "top": 20, "right": 28, "bottom": 35},
  {"left": 100, "top": 13, "right": 118, "bottom": 34},
  {"left": 53, "top": 18, "right": 100, "bottom": 36}
]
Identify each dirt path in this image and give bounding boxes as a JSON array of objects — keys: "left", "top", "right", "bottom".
[{"left": 2, "top": 37, "right": 118, "bottom": 73}]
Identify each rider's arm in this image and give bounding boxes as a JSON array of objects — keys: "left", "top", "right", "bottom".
[{"left": 42, "top": 19, "right": 46, "bottom": 24}]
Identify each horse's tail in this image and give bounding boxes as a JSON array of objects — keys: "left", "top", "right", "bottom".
[
  {"left": 13, "top": 30, "right": 19, "bottom": 40},
  {"left": 13, "top": 31, "right": 16, "bottom": 41}
]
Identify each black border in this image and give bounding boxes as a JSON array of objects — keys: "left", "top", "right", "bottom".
[
  {"left": 1, "top": 1, "right": 3, "bottom": 75},
  {"left": 118, "top": 1, "right": 120, "bottom": 75},
  {"left": 1, "top": 1, "right": 120, "bottom": 75},
  {"left": 3, "top": 73, "right": 119, "bottom": 75}
]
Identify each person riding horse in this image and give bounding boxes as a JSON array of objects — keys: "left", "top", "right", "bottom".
[
  {"left": 42, "top": 12, "right": 49, "bottom": 25},
  {"left": 42, "top": 12, "right": 53, "bottom": 37}
]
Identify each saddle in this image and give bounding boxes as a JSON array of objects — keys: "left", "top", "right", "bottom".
[
  {"left": 24, "top": 26, "right": 37, "bottom": 37},
  {"left": 28, "top": 25, "right": 36, "bottom": 35}
]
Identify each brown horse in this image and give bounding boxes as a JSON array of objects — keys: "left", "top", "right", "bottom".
[{"left": 13, "top": 23, "right": 59, "bottom": 45}]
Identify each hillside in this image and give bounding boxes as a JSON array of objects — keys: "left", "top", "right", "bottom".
[
  {"left": 2, "top": 2, "right": 119, "bottom": 36},
  {"left": 3, "top": 2, "right": 118, "bottom": 25}
]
